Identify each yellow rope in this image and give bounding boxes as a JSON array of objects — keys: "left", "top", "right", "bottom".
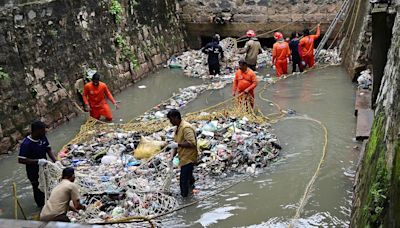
[
  {"left": 286, "top": 117, "right": 328, "bottom": 228},
  {"left": 256, "top": 65, "right": 333, "bottom": 227},
  {"left": 12, "top": 182, "right": 27, "bottom": 220},
  {"left": 13, "top": 183, "right": 17, "bottom": 220}
]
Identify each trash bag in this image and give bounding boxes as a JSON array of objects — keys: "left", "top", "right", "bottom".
[
  {"left": 201, "top": 120, "right": 219, "bottom": 132},
  {"left": 133, "top": 136, "right": 166, "bottom": 160},
  {"left": 198, "top": 139, "right": 211, "bottom": 150}
]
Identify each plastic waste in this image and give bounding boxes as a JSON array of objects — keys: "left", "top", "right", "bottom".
[
  {"left": 133, "top": 136, "right": 166, "bottom": 160},
  {"left": 173, "top": 157, "right": 180, "bottom": 167},
  {"left": 201, "top": 120, "right": 219, "bottom": 132},
  {"left": 101, "top": 155, "right": 118, "bottom": 164}
]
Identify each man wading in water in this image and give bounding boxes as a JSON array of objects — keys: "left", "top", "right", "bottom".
[
  {"left": 18, "top": 121, "right": 57, "bottom": 208},
  {"left": 167, "top": 109, "right": 198, "bottom": 197},
  {"left": 82, "top": 73, "right": 120, "bottom": 122}
]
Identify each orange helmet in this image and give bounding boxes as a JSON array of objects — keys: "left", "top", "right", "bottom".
[
  {"left": 246, "top": 30, "right": 256, "bottom": 37},
  {"left": 274, "top": 32, "right": 283, "bottom": 40}
]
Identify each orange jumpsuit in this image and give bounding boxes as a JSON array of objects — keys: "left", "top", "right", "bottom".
[
  {"left": 272, "top": 41, "right": 291, "bottom": 77},
  {"left": 83, "top": 82, "right": 116, "bottom": 121},
  {"left": 299, "top": 26, "right": 320, "bottom": 68},
  {"left": 232, "top": 68, "right": 258, "bottom": 107}
]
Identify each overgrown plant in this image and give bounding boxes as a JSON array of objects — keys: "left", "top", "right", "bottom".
[
  {"left": 0, "top": 67, "right": 10, "bottom": 80},
  {"left": 109, "top": 0, "right": 123, "bottom": 23},
  {"left": 115, "top": 35, "right": 139, "bottom": 70}
]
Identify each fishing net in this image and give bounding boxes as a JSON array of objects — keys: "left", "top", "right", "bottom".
[
  {"left": 219, "top": 37, "right": 237, "bottom": 60},
  {"left": 37, "top": 90, "right": 281, "bottom": 226}
]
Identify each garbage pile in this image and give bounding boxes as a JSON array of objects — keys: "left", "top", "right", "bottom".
[
  {"left": 357, "top": 69, "right": 372, "bottom": 89},
  {"left": 318, "top": 48, "right": 342, "bottom": 64},
  {"left": 190, "top": 117, "right": 280, "bottom": 176},
  {"left": 167, "top": 37, "right": 273, "bottom": 79},
  {"left": 42, "top": 115, "right": 280, "bottom": 224}
]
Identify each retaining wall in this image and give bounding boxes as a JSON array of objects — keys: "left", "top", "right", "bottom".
[{"left": 0, "top": 0, "right": 186, "bottom": 153}]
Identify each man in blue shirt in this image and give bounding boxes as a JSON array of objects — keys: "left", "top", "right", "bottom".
[
  {"left": 202, "top": 35, "right": 224, "bottom": 75},
  {"left": 18, "top": 121, "right": 57, "bottom": 207}
]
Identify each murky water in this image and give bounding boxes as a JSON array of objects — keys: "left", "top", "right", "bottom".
[{"left": 0, "top": 66, "right": 358, "bottom": 227}]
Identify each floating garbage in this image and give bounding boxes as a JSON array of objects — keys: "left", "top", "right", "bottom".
[{"left": 357, "top": 69, "right": 372, "bottom": 89}]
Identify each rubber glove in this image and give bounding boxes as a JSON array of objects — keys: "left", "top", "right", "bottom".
[
  {"left": 168, "top": 142, "right": 178, "bottom": 149},
  {"left": 38, "top": 159, "right": 49, "bottom": 166}
]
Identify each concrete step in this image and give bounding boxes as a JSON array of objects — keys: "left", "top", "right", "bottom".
[
  {"left": 356, "top": 109, "right": 374, "bottom": 141},
  {"left": 355, "top": 89, "right": 372, "bottom": 116}
]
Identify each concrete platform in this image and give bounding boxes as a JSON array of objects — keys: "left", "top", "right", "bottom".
[
  {"left": 356, "top": 109, "right": 374, "bottom": 141},
  {"left": 355, "top": 89, "right": 372, "bottom": 116},
  {"left": 0, "top": 219, "right": 108, "bottom": 228}
]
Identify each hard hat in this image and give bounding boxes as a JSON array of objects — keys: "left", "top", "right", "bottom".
[
  {"left": 246, "top": 30, "right": 256, "bottom": 38},
  {"left": 274, "top": 32, "right": 283, "bottom": 40}
]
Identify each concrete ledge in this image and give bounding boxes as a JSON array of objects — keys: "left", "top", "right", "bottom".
[
  {"left": 356, "top": 109, "right": 374, "bottom": 141},
  {"left": 354, "top": 88, "right": 372, "bottom": 116}
]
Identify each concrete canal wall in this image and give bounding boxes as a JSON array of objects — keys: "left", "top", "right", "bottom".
[
  {"left": 177, "top": 0, "right": 344, "bottom": 48},
  {"left": 349, "top": 2, "right": 400, "bottom": 227},
  {"left": 0, "top": 0, "right": 186, "bottom": 153}
]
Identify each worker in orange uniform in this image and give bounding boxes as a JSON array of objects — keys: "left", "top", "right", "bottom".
[
  {"left": 272, "top": 32, "right": 291, "bottom": 77},
  {"left": 232, "top": 60, "right": 258, "bottom": 107},
  {"left": 299, "top": 24, "right": 320, "bottom": 68},
  {"left": 83, "top": 73, "right": 120, "bottom": 121}
]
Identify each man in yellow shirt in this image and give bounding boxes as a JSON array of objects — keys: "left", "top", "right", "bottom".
[
  {"left": 40, "top": 167, "right": 85, "bottom": 222},
  {"left": 167, "top": 109, "right": 198, "bottom": 197}
]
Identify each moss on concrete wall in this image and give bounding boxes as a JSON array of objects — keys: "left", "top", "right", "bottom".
[{"left": 351, "top": 6, "right": 400, "bottom": 227}]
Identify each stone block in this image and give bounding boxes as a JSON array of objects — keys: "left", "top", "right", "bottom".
[
  {"left": 56, "top": 88, "right": 68, "bottom": 100},
  {"left": 122, "top": 71, "right": 132, "bottom": 79},
  {"left": 28, "top": 10, "right": 36, "bottom": 20},
  {"left": 151, "top": 54, "right": 163, "bottom": 65},
  {"left": 138, "top": 63, "right": 149, "bottom": 77},
  {"left": 33, "top": 84, "right": 48, "bottom": 97},
  {"left": 34, "top": 68, "right": 45, "bottom": 79},
  {"left": 13, "top": 113, "right": 26, "bottom": 127},
  {"left": 268, "top": 14, "right": 293, "bottom": 22},
  {"left": 10, "top": 131, "right": 22, "bottom": 143},
  {"left": 142, "top": 26, "right": 149, "bottom": 40},
  {"left": 50, "top": 93, "right": 59, "bottom": 103},
  {"left": 233, "top": 14, "right": 268, "bottom": 23},
  {"left": 25, "top": 73, "right": 35, "bottom": 85},
  {"left": 45, "top": 81, "right": 58, "bottom": 93},
  {"left": 0, "top": 124, "right": 3, "bottom": 138},
  {"left": 0, "top": 137, "right": 12, "bottom": 154}
]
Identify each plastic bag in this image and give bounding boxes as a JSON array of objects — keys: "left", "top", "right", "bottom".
[
  {"left": 201, "top": 120, "right": 219, "bottom": 132},
  {"left": 133, "top": 136, "right": 166, "bottom": 160},
  {"left": 198, "top": 139, "right": 211, "bottom": 150}
]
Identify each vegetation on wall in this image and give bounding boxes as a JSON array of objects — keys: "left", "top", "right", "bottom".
[
  {"left": 115, "top": 35, "right": 139, "bottom": 69},
  {"left": 0, "top": 67, "right": 10, "bottom": 80},
  {"left": 359, "top": 114, "right": 390, "bottom": 227},
  {"left": 109, "top": 0, "right": 123, "bottom": 23}
]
